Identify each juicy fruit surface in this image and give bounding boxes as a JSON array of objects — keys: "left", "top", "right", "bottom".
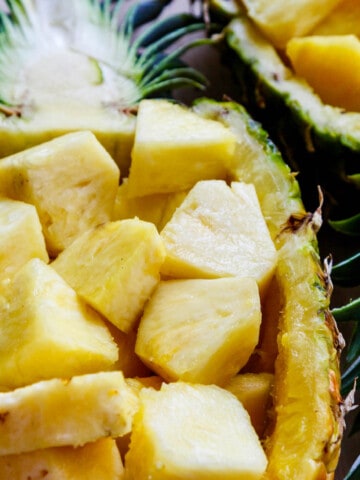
[
  {"left": 0, "top": 438, "right": 124, "bottom": 480},
  {"left": 160, "top": 179, "right": 277, "bottom": 293},
  {"left": 136, "top": 277, "right": 261, "bottom": 385},
  {"left": 287, "top": 35, "right": 360, "bottom": 112},
  {"left": 0, "top": 371, "right": 139, "bottom": 455},
  {"left": 239, "top": 0, "right": 342, "bottom": 48},
  {"left": 125, "top": 382, "right": 268, "bottom": 480},
  {"left": 0, "top": 131, "right": 120, "bottom": 256},
  {"left": 0, "top": 258, "right": 118, "bottom": 389},
  {"left": 52, "top": 218, "right": 165, "bottom": 333},
  {"left": 127, "top": 99, "right": 236, "bottom": 196}
]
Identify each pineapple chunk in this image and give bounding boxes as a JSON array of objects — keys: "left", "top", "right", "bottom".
[
  {"left": 0, "top": 197, "right": 48, "bottom": 285},
  {"left": 126, "top": 99, "right": 236, "bottom": 197},
  {"left": 0, "top": 131, "right": 120, "bottom": 256},
  {"left": 0, "top": 438, "right": 124, "bottom": 480},
  {"left": 225, "top": 372, "right": 274, "bottom": 437},
  {"left": 160, "top": 180, "right": 277, "bottom": 294},
  {"left": 0, "top": 371, "right": 139, "bottom": 455},
  {"left": 125, "top": 382, "right": 268, "bottom": 479},
  {"left": 0, "top": 258, "right": 118, "bottom": 389},
  {"left": 136, "top": 277, "right": 261, "bottom": 385},
  {"left": 287, "top": 35, "right": 360, "bottom": 112},
  {"left": 241, "top": 0, "right": 343, "bottom": 48},
  {"left": 113, "top": 179, "right": 187, "bottom": 231},
  {"left": 51, "top": 218, "right": 165, "bottom": 332}
]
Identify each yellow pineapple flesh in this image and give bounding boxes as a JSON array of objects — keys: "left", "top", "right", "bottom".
[
  {"left": 0, "top": 131, "right": 120, "bottom": 256},
  {"left": 125, "top": 382, "right": 268, "bottom": 480},
  {"left": 239, "top": 0, "right": 343, "bottom": 48},
  {"left": 126, "top": 99, "right": 236, "bottom": 197},
  {"left": 225, "top": 372, "right": 274, "bottom": 437},
  {"left": 0, "top": 438, "right": 124, "bottom": 480},
  {"left": 0, "top": 371, "right": 139, "bottom": 455},
  {"left": 51, "top": 218, "right": 165, "bottom": 333},
  {"left": 0, "top": 197, "right": 48, "bottom": 285},
  {"left": 160, "top": 180, "right": 277, "bottom": 294},
  {"left": 0, "top": 258, "right": 118, "bottom": 389},
  {"left": 136, "top": 277, "right": 261, "bottom": 385},
  {"left": 286, "top": 34, "right": 360, "bottom": 112}
]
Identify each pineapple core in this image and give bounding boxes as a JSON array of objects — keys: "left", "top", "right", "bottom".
[
  {"left": 127, "top": 99, "right": 236, "bottom": 197},
  {"left": 160, "top": 180, "right": 277, "bottom": 294},
  {"left": 125, "top": 382, "right": 268, "bottom": 479},
  {"left": 136, "top": 277, "right": 261, "bottom": 385}
]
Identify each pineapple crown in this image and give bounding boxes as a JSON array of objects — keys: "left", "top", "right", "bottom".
[{"left": 0, "top": 0, "right": 211, "bottom": 117}]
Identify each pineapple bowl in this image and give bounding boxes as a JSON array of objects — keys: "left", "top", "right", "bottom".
[{"left": 0, "top": 0, "right": 355, "bottom": 479}]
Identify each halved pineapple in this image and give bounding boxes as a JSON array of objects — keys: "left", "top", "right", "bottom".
[
  {"left": 126, "top": 99, "right": 236, "bottom": 197},
  {"left": 125, "top": 382, "right": 268, "bottom": 479},
  {"left": 0, "top": 131, "right": 120, "bottom": 256},
  {"left": 135, "top": 277, "right": 261, "bottom": 385},
  {"left": 0, "top": 197, "right": 48, "bottom": 285},
  {"left": 0, "top": 371, "right": 138, "bottom": 455},
  {"left": 160, "top": 179, "right": 277, "bottom": 294},
  {"left": 0, "top": 258, "right": 118, "bottom": 389},
  {"left": 0, "top": 438, "right": 124, "bottom": 480},
  {"left": 51, "top": 218, "right": 165, "bottom": 333}
]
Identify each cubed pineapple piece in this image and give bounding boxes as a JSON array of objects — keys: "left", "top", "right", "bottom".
[
  {"left": 125, "top": 382, "right": 268, "bottom": 479},
  {"left": 136, "top": 277, "right": 261, "bottom": 385},
  {"left": 0, "top": 258, "right": 118, "bottom": 389},
  {"left": 241, "top": 0, "right": 342, "bottom": 48},
  {"left": 287, "top": 34, "right": 360, "bottom": 111},
  {"left": 310, "top": 0, "right": 360, "bottom": 37},
  {"left": 113, "top": 179, "right": 187, "bottom": 231},
  {"left": 0, "top": 197, "right": 48, "bottom": 285},
  {"left": 0, "top": 438, "right": 124, "bottom": 480},
  {"left": 225, "top": 373, "right": 274, "bottom": 437},
  {"left": 52, "top": 218, "right": 165, "bottom": 332},
  {"left": 160, "top": 180, "right": 277, "bottom": 294},
  {"left": 0, "top": 131, "right": 120, "bottom": 256},
  {"left": 0, "top": 371, "right": 139, "bottom": 455},
  {"left": 126, "top": 99, "right": 236, "bottom": 197}
]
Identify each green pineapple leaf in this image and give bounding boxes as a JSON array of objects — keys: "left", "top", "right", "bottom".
[
  {"left": 344, "top": 453, "right": 360, "bottom": 480},
  {"left": 329, "top": 213, "right": 360, "bottom": 237},
  {"left": 331, "top": 252, "right": 360, "bottom": 288}
]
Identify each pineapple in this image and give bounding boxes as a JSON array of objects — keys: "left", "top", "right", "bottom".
[
  {"left": 112, "top": 179, "right": 187, "bottom": 231},
  {"left": 310, "top": 0, "right": 360, "bottom": 36},
  {"left": 160, "top": 179, "right": 277, "bottom": 294},
  {"left": 135, "top": 277, "right": 261, "bottom": 385},
  {"left": 0, "top": 438, "right": 124, "bottom": 480},
  {"left": 0, "top": 258, "right": 118, "bottom": 389},
  {"left": 51, "top": 218, "right": 165, "bottom": 333},
  {"left": 0, "top": 131, "right": 120, "bottom": 256},
  {"left": 238, "top": 0, "right": 343, "bottom": 48},
  {"left": 0, "top": 371, "right": 139, "bottom": 455},
  {"left": 126, "top": 99, "right": 236, "bottom": 197},
  {"left": 0, "top": 197, "right": 48, "bottom": 285},
  {"left": 286, "top": 35, "right": 360, "bottom": 111},
  {"left": 124, "top": 382, "right": 268, "bottom": 479},
  {"left": 0, "top": 0, "right": 207, "bottom": 173},
  {"left": 225, "top": 372, "right": 274, "bottom": 437}
]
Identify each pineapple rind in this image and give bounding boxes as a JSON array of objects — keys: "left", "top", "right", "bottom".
[{"left": 0, "top": 371, "right": 139, "bottom": 455}]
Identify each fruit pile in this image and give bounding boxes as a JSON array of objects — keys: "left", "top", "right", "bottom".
[{"left": 0, "top": 0, "right": 355, "bottom": 479}]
